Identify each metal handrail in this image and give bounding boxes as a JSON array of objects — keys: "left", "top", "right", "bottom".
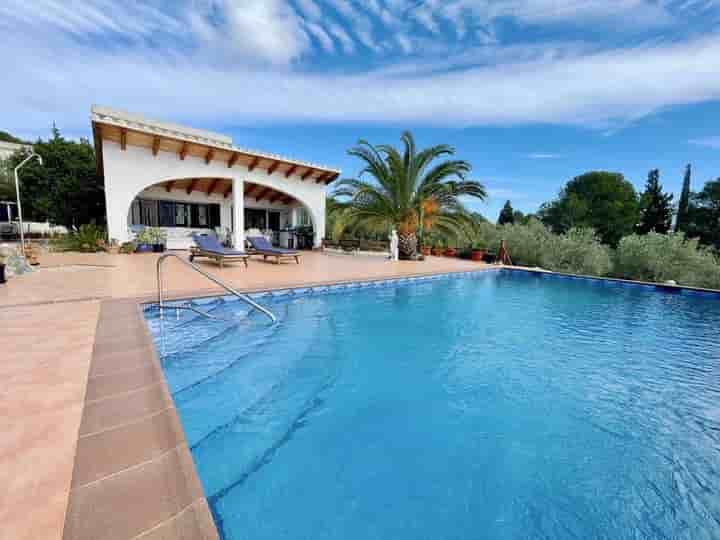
[{"left": 156, "top": 253, "right": 277, "bottom": 324}]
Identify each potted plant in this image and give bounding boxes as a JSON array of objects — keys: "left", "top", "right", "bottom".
[
  {"left": 444, "top": 241, "right": 457, "bottom": 257},
  {"left": 149, "top": 227, "right": 167, "bottom": 253},
  {"left": 471, "top": 244, "right": 486, "bottom": 262},
  {"left": 420, "top": 242, "right": 431, "bottom": 256},
  {"left": 119, "top": 241, "right": 135, "bottom": 254},
  {"left": 134, "top": 229, "right": 154, "bottom": 253},
  {"left": 0, "top": 245, "right": 11, "bottom": 284},
  {"left": 431, "top": 239, "right": 444, "bottom": 256}
]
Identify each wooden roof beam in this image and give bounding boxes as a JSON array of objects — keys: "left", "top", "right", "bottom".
[
  {"left": 228, "top": 152, "right": 239, "bottom": 168},
  {"left": 152, "top": 136, "right": 161, "bottom": 156},
  {"left": 325, "top": 172, "right": 340, "bottom": 184},
  {"left": 267, "top": 161, "right": 279, "bottom": 176},
  {"left": 120, "top": 128, "right": 127, "bottom": 151},
  {"left": 269, "top": 192, "right": 285, "bottom": 204},
  {"left": 205, "top": 148, "right": 215, "bottom": 165},
  {"left": 243, "top": 183, "right": 255, "bottom": 195},
  {"left": 315, "top": 172, "right": 332, "bottom": 184},
  {"left": 255, "top": 187, "right": 273, "bottom": 202},
  {"left": 207, "top": 179, "right": 220, "bottom": 195},
  {"left": 301, "top": 168, "right": 314, "bottom": 180},
  {"left": 186, "top": 179, "right": 199, "bottom": 195},
  {"left": 285, "top": 164, "right": 298, "bottom": 178},
  {"left": 248, "top": 157, "right": 260, "bottom": 171},
  {"left": 224, "top": 184, "right": 233, "bottom": 198},
  {"left": 280, "top": 195, "right": 294, "bottom": 205},
  {"left": 179, "top": 142, "right": 189, "bottom": 160},
  {"left": 165, "top": 181, "right": 175, "bottom": 193}
]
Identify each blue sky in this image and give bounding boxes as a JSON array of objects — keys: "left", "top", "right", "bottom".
[{"left": 2, "top": 0, "right": 720, "bottom": 219}]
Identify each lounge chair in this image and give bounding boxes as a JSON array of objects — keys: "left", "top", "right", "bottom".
[
  {"left": 189, "top": 233, "right": 249, "bottom": 268},
  {"left": 246, "top": 236, "right": 301, "bottom": 264}
]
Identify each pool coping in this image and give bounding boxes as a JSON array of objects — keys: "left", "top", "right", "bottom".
[
  {"left": 62, "top": 298, "right": 219, "bottom": 540},
  {"left": 60, "top": 264, "right": 718, "bottom": 540}
]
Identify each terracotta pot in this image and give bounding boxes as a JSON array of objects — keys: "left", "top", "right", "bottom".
[
  {"left": 471, "top": 249, "right": 485, "bottom": 261},
  {"left": 420, "top": 246, "right": 431, "bottom": 256},
  {"left": 431, "top": 247, "right": 443, "bottom": 256},
  {"left": 444, "top": 248, "right": 457, "bottom": 257}
]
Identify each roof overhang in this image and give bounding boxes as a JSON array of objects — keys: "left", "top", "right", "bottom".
[{"left": 90, "top": 105, "right": 341, "bottom": 185}]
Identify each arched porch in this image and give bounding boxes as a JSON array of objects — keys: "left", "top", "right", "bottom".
[{"left": 125, "top": 177, "right": 318, "bottom": 250}]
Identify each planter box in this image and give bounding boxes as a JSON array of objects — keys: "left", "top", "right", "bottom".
[
  {"left": 444, "top": 248, "right": 457, "bottom": 257},
  {"left": 431, "top": 247, "right": 443, "bottom": 256},
  {"left": 471, "top": 250, "right": 485, "bottom": 261},
  {"left": 420, "top": 246, "right": 431, "bottom": 256},
  {"left": 135, "top": 243, "right": 153, "bottom": 253}
]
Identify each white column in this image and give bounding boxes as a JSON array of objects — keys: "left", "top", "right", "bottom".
[{"left": 232, "top": 177, "right": 244, "bottom": 249}]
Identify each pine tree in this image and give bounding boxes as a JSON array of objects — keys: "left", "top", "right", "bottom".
[
  {"left": 637, "top": 169, "right": 673, "bottom": 234},
  {"left": 675, "top": 164, "right": 691, "bottom": 233},
  {"left": 498, "top": 200, "right": 515, "bottom": 225}
]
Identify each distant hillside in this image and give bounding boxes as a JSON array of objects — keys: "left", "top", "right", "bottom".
[{"left": 0, "top": 131, "right": 28, "bottom": 144}]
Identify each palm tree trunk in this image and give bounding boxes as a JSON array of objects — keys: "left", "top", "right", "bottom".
[{"left": 398, "top": 231, "right": 418, "bottom": 259}]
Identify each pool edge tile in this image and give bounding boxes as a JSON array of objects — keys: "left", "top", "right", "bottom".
[{"left": 63, "top": 298, "right": 220, "bottom": 540}]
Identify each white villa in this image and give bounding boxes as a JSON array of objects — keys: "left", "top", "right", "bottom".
[{"left": 91, "top": 106, "right": 340, "bottom": 250}]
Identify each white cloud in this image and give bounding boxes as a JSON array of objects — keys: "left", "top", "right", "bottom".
[
  {"left": 3, "top": 0, "right": 720, "bottom": 136},
  {"left": 527, "top": 153, "right": 562, "bottom": 159},
  {"left": 305, "top": 22, "right": 336, "bottom": 52},
  {"left": 222, "top": 0, "right": 309, "bottom": 64},
  {"left": 688, "top": 136, "right": 720, "bottom": 149},
  {"left": 327, "top": 23, "right": 356, "bottom": 53},
  {"left": 296, "top": 0, "right": 323, "bottom": 19}
]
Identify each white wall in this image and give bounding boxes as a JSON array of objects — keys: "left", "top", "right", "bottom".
[{"left": 103, "top": 141, "right": 327, "bottom": 246}]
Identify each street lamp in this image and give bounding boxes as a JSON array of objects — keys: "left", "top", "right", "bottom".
[{"left": 14, "top": 153, "right": 43, "bottom": 256}]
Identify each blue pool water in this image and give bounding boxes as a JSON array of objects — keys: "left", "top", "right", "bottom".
[{"left": 144, "top": 270, "right": 720, "bottom": 540}]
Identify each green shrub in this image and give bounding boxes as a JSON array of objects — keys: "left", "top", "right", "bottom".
[
  {"left": 497, "top": 218, "right": 551, "bottom": 267},
  {"left": 614, "top": 232, "right": 720, "bottom": 289},
  {"left": 50, "top": 224, "right": 107, "bottom": 252},
  {"left": 119, "top": 242, "right": 135, "bottom": 254},
  {"left": 542, "top": 228, "right": 613, "bottom": 276}
]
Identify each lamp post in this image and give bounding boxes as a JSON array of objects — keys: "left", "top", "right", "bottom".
[{"left": 14, "top": 152, "right": 43, "bottom": 256}]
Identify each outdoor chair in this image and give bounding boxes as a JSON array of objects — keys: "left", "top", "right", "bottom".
[
  {"left": 189, "top": 233, "right": 250, "bottom": 268},
  {"left": 246, "top": 236, "right": 301, "bottom": 264}
]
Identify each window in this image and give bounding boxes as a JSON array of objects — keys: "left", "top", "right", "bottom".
[
  {"left": 245, "top": 208, "right": 266, "bottom": 230},
  {"left": 197, "top": 205, "right": 208, "bottom": 227},
  {"left": 130, "top": 199, "right": 220, "bottom": 229},
  {"left": 159, "top": 201, "right": 174, "bottom": 227},
  {"left": 298, "top": 208, "right": 311, "bottom": 226}
]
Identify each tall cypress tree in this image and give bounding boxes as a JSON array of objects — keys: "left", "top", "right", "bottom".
[
  {"left": 498, "top": 200, "right": 515, "bottom": 225},
  {"left": 637, "top": 169, "right": 673, "bottom": 234},
  {"left": 675, "top": 164, "right": 691, "bottom": 232}
]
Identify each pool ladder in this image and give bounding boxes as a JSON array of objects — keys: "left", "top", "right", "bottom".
[{"left": 154, "top": 253, "right": 277, "bottom": 324}]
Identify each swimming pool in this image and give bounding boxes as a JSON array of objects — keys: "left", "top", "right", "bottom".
[{"left": 144, "top": 269, "right": 720, "bottom": 540}]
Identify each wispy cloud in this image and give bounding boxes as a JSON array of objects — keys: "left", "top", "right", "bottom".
[
  {"left": 2, "top": 0, "right": 720, "bottom": 136},
  {"left": 688, "top": 136, "right": 720, "bottom": 149},
  {"left": 527, "top": 153, "right": 562, "bottom": 159}
]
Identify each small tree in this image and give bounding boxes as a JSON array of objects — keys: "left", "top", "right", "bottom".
[
  {"left": 8, "top": 126, "right": 105, "bottom": 227},
  {"left": 675, "top": 164, "right": 692, "bottom": 233},
  {"left": 637, "top": 169, "right": 673, "bottom": 234},
  {"left": 498, "top": 200, "right": 515, "bottom": 225},
  {"left": 0, "top": 157, "right": 15, "bottom": 200},
  {"left": 686, "top": 179, "right": 720, "bottom": 250},
  {"left": 539, "top": 171, "right": 639, "bottom": 246}
]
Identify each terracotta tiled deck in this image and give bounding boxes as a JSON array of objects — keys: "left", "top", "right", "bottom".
[
  {"left": 1, "top": 250, "right": 485, "bottom": 307},
  {"left": 2, "top": 250, "right": 492, "bottom": 540}
]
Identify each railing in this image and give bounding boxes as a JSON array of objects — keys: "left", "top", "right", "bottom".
[{"left": 155, "top": 253, "right": 277, "bottom": 324}]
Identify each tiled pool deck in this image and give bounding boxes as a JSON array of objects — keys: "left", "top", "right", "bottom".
[{"left": 1, "top": 250, "right": 490, "bottom": 540}]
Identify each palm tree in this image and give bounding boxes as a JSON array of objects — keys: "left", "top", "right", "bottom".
[{"left": 333, "top": 132, "right": 486, "bottom": 258}]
